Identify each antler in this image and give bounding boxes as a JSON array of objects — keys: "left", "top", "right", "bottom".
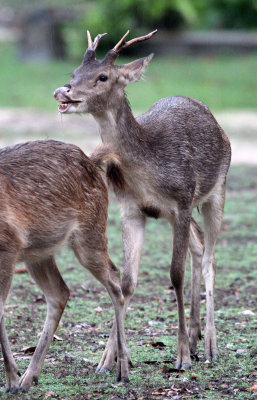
[
  {"left": 87, "top": 30, "right": 107, "bottom": 51},
  {"left": 113, "top": 29, "right": 157, "bottom": 53}
]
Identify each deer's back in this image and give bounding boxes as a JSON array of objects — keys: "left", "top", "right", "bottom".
[
  {"left": 136, "top": 96, "right": 231, "bottom": 201},
  {"left": 0, "top": 140, "right": 108, "bottom": 254}
]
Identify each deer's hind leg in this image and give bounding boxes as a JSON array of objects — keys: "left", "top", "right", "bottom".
[
  {"left": 201, "top": 181, "right": 226, "bottom": 361},
  {"left": 71, "top": 228, "right": 129, "bottom": 382},
  {"left": 19, "top": 256, "right": 70, "bottom": 393},
  {"left": 0, "top": 250, "right": 19, "bottom": 394},
  {"left": 170, "top": 206, "right": 192, "bottom": 370},
  {"left": 188, "top": 217, "right": 204, "bottom": 355}
]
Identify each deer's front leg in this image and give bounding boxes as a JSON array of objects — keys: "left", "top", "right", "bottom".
[
  {"left": 97, "top": 201, "right": 145, "bottom": 373},
  {"left": 170, "top": 207, "right": 192, "bottom": 370},
  {"left": 0, "top": 250, "right": 19, "bottom": 394},
  {"left": 19, "top": 257, "right": 70, "bottom": 392}
]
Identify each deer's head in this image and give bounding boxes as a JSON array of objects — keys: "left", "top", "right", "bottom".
[{"left": 54, "top": 30, "right": 156, "bottom": 114}]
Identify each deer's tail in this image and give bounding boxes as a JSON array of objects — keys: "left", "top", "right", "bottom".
[{"left": 90, "top": 144, "right": 126, "bottom": 191}]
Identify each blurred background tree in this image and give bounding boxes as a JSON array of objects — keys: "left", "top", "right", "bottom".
[
  {"left": 1, "top": 0, "right": 257, "bottom": 60},
  {"left": 0, "top": 0, "right": 256, "bottom": 110},
  {"left": 83, "top": 0, "right": 257, "bottom": 42}
]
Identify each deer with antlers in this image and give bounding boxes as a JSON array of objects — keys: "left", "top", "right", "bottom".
[{"left": 54, "top": 30, "right": 231, "bottom": 378}]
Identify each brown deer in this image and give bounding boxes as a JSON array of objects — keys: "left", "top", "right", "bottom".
[
  {"left": 0, "top": 139, "right": 128, "bottom": 394},
  {"left": 54, "top": 30, "right": 231, "bottom": 375}
]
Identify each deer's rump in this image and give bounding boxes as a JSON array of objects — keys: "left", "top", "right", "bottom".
[{"left": 0, "top": 140, "right": 108, "bottom": 254}]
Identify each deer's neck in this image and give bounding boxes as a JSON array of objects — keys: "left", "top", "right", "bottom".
[{"left": 92, "top": 96, "right": 142, "bottom": 147}]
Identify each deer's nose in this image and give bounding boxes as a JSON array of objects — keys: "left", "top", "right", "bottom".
[{"left": 53, "top": 86, "right": 70, "bottom": 101}]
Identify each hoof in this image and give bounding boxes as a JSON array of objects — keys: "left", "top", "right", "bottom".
[
  {"left": 19, "top": 387, "right": 28, "bottom": 393},
  {"left": 115, "top": 376, "right": 129, "bottom": 383},
  {"left": 175, "top": 360, "right": 192, "bottom": 370},
  {"left": 205, "top": 351, "right": 218, "bottom": 361},
  {"left": 96, "top": 366, "right": 111, "bottom": 374},
  {"left": 4, "top": 386, "right": 20, "bottom": 394},
  {"left": 10, "top": 387, "right": 19, "bottom": 394},
  {"left": 181, "top": 362, "right": 191, "bottom": 370}
]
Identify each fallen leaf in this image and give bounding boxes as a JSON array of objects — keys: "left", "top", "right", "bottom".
[
  {"left": 240, "top": 310, "right": 255, "bottom": 316},
  {"left": 167, "top": 388, "right": 182, "bottom": 395},
  {"left": 21, "top": 346, "right": 36, "bottom": 354},
  {"left": 251, "top": 371, "right": 257, "bottom": 376},
  {"left": 150, "top": 340, "right": 166, "bottom": 348},
  {"left": 44, "top": 391, "right": 58, "bottom": 398},
  {"left": 148, "top": 320, "right": 160, "bottom": 326},
  {"left": 53, "top": 334, "right": 64, "bottom": 341},
  {"left": 94, "top": 306, "right": 103, "bottom": 313},
  {"left": 236, "top": 348, "right": 246, "bottom": 354},
  {"left": 34, "top": 295, "right": 45, "bottom": 303},
  {"left": 14, "top": 267, "right": 27, "bottom": 274},
  {"left": 245, "top": 385, "right": 257, "bottom": 391},
  {"left": 161, "top": 365, "right": 185, "bottom": 374},
  {"left": 12, "top": 354, "right": 32, "bottom": 360},
  {"left": 152, "top": 391, "right": 165, "bottom": 395},
  {"left": 5, "top": 304, "right": 18, "bottom": 309},
  {"left": 143, "top": 360, "right": 158, "bottom": 365}
]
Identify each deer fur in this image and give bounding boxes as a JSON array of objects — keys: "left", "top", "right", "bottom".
[
  {"left": 0, "top": 139, "right": 128, "bottom": 393},
  {"left": 54, "top": 30, "right": 231, "bottom": 377}
]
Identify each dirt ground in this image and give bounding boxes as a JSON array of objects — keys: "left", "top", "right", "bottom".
[{"left": 0, "top": 108, "right": 257, "bottom": 164}]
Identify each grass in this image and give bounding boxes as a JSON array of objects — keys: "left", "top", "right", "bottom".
[
  {"left": 0, "top": 166, "right": 256, "bottom": 400},
  {"left": 1, "top": 43, "right": 257, "bottom": 112}
]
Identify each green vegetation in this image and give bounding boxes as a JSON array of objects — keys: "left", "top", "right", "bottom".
[
  {"left": 1, "top": 43, "right": 257, "bottom": 112},
  {"left": 83, "top": 0, "right": 257, "bottom": 43},
  {"left": 0, "top": 166, "right": 256, "bottom": 399}
]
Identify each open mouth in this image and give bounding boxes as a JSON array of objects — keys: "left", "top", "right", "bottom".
[{"left": 58, "top": 101, "right": 81, "bottom": 113}]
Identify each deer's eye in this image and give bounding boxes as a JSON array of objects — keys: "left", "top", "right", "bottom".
[{"left": 99, "top": 75, "right": 108, "bottom": 82}]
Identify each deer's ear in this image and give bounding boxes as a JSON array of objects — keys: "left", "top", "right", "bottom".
[{"left": 117, "top": 53, "right": 154, "bottom": 85}]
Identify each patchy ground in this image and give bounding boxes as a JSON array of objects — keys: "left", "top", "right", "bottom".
[
  {"left": 0, "top": 164, "right": 256, "bottom": 400},
  {"left": 0, "top": 108, "right": 257, "bottom": 164}
]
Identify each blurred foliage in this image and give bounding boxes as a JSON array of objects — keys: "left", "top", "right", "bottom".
[
  {"left": 203, "top": 0, "right": 257, "bottom": 29},
  {"left": 83, "top": 0, "right": 199, "bottom": 47},
  {"left": 2, "top": 0, "right": 257, "bottom": 57},
  {"left": 3, "top": 0, "right": 257, "bottom": 33},
  {"left": 83, "top": 0, "right": 257, "bottom": 45}
]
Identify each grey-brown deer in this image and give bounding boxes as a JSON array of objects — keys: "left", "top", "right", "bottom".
[
  {"left": 54, "top": 30, "right": 231, "bottom": 376},
  {"left": 0, "top": 139, "right": 128, "bottom": 393}
]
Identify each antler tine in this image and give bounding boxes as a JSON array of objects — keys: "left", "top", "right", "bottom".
[
  {"left": 87, "top": 30, "right": 93, "bottom": 49},
  {"left": 92, "top": 33, "right": 108, "bottom": 51},
  {"left": 113, "top": 30, "right": 130, "bottom": 52},
  {"left": 122, "top": 29, "right": 158, "bottom": 50}
]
